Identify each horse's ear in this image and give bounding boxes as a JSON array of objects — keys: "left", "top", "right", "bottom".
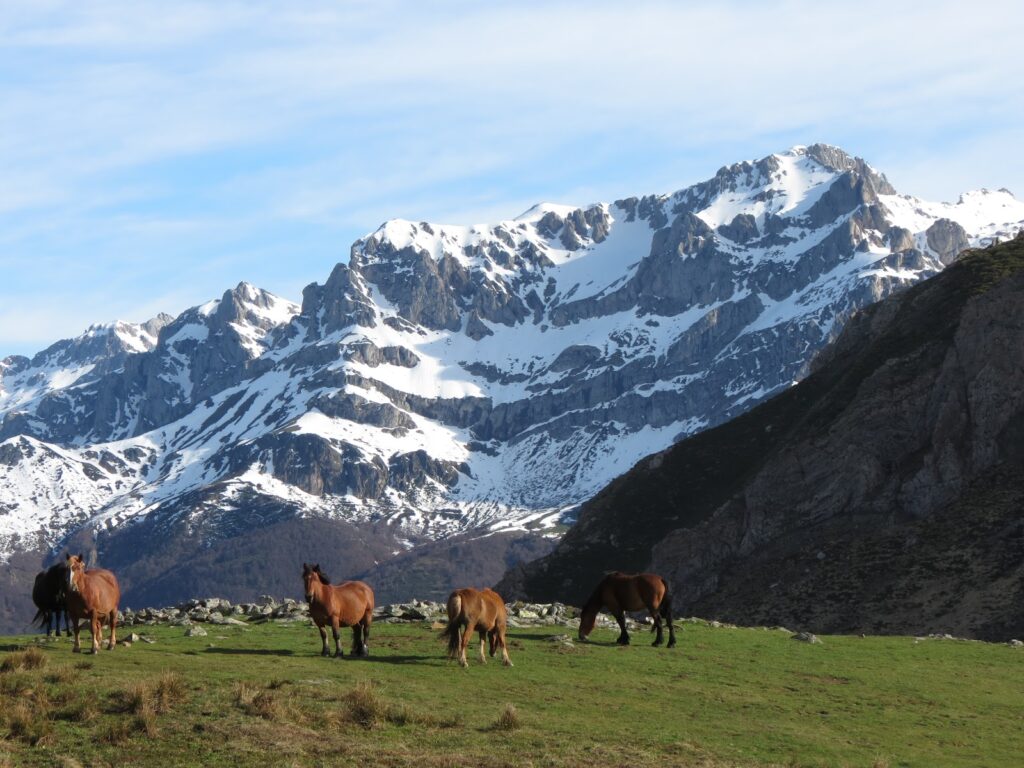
[
  {"left": 314, "top": 563, "right": 320, "bottom": 572},
  {"left": 77, "top": 552, "right": 84, "bottom": 562}
]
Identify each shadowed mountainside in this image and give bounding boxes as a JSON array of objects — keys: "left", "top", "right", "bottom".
[{"left": 498, "top": 235, "right": 1024, "bottom": 640}]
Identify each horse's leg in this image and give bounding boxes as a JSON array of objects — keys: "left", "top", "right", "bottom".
[
  {"left": 91, "top": 614, "right": 102, "bottom": 654},
  {"left": 350, "top": 625, "right": 362, "bottom": 656},
  {"left": 108, "top": 609, "right": 117, "bottom": 650},
  {"left": 45, "top": 610, "right": 53, "bottom": 637},
  {"left": 71, "top": 614, "right": 81, "bottom": 653},
  {"left": 614, "top": 610, "right": 630, "bottom": 645},
  {"left": 317, "top": 622, "right": 330, "bottom": 656},
  {"left": 488, "top": 628, "right": 498, "bottom": 657},
  {"left": 458, "top": 618, "right": 473, "bottom": 668},
  {"left": 663, "top": 596, "right": 677, "bottom": 649},
  {"left": 331, "top": 618, "right": 343, "bottom": 658},
  {"left": 361, "top": 619, "right": 370, "bottom": 657},
  {"left": 478, "top": 629, "right": 487, "bottom": 664},
  {"left": 499, "top": 626, "right": 513, "bottom": 667},
  {"left": 651, "top": 601, "right": 664, "bottom": 647}
]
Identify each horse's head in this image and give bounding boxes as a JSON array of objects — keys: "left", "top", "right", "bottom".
[
  {"left": 66, "top": 553, "right": 85, "bottom": 593},
  {"left": 578, "top": 607, "right": 597, "bottom": 642},
  {"left": 302, "top": 563, "right": 328, "bottom": 603},
  {"left": 577, "top": 588, "right": 602, "bottom": 642}
]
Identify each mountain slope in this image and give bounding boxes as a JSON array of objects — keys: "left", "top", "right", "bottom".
[
  {"left": 498, "top": 236, "right": 1024, "bottom": 640},
  {"left": 1, "top": 144, "right": 1023, "bottom": 629}
]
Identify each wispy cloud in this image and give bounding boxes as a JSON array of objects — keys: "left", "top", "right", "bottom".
[{"left": 1, "top": 0, "right": 1022, "bottom": 354}]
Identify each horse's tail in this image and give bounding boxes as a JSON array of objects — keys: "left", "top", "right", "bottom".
[
  {"left": 440, "top": 592, "right": 463, "bottom": 659},
  {"left": 32, "top": 607, "right": 48, "bottom": 628}
]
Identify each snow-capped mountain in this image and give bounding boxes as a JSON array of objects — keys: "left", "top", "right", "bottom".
[{"left": 2, "top": 144, "right": 1022, "bottom": 598}]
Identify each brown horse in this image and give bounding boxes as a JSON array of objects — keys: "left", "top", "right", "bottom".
[
  {"left": 302, "top": 563, "right": 374, "bottom": 658},
  {"left": 440, "top": 587, "right": 512, "bottom": 668},
  {"left": 578, "top": 572, "right": 676, "bottom": 648},
  {"left": 65, "top": 554, "right": 121, "bottom": 653}
]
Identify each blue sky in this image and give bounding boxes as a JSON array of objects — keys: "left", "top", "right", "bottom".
[{"left": 2, "top": 0, "right": 1022, "bottom": 356}]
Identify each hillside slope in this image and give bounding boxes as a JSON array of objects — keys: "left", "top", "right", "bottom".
[{"left": 499, "top": 236, "right": 1024, "bottom": 640}]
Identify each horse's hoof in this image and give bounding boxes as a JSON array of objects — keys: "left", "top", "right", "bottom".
[
  {"left": 667, "top": 641, "right": 677, "bottom": 648},
  {"left": 72, "top": 647, "right": 81, "bottom": 654},
  {"left": 503, "top": 661, "right": 514, "bottom": 667},
  {"left": 652, "top": 639, "right": 663, "bottom": 647},
  {"left": 617, "top": 638, "right": 630, "bottom": 646}
]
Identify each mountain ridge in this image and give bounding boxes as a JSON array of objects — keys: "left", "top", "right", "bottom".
[{"left": 2, "top": 143, "right": 1023, "bottom": 630}]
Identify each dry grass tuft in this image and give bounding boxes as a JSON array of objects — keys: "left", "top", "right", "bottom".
[
  {"left": 6, "top": 701, "right": 53, "bottom": 746},
  {"left": 152, "top": 671, "right": 187, "bottom": 713},
  {"left": 344, "top": 680, "right": 386, "bottom": 728},
  {"left": 234, "top": 681, "right": 283, "bottom": 720},
  {"left": 872, "top": 758, "right": 891, "bottom": 768},
  {"left": 54, "top": 693, "right": 99, "bottom": 724},
  {"left": 491, "top": 703, "right": 521, "bottom": 732},
  {"left": 43, "top": 665, "right": 78, "bottom": 685},
  {"left": 334, "top": 681, "right": 461, "bottom": 730},
  {"left": 121, "top": 681, "right": 155, "bottom": 716},
  {"left": 233, "top": 681, "right": 259, "bottom": 708},
  {"left": 133, "top": 710, "right": 159, "bottom": 738},
  {"left": 99, "top": 720, "right": 134, "bottom": 746},
  {"left": 1, "top": 647, "right": 47, "bottom": 674}
]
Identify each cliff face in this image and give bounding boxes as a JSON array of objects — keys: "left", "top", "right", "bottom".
[{"left": 500, "top": 236, "right": 1024, "bottom": 640}]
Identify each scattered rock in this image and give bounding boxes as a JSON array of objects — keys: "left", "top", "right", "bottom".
[
  {"left": 1009, "top": 639, "right": 1023, "bottom": 648},
  {"left": 185, "top": 625, "right": 208, "bottom": 638},
  {"left": 792, "top": 632, "right": 822, "bottom": 644}
]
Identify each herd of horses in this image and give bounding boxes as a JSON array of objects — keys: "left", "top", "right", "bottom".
[{"left": 32, "top": 555, "right": 677, "bottom": 665}]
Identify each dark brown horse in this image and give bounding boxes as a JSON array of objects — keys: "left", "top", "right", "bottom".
[
  {"left": 32, "top": 561, "right": 71, "bottom": 637},
  {"left": 65, "top": 554, "right": 121, "bottom": 653},
  {"left": 440, "top": 587, "right": 512, "bottom": 667},
  {"left": 302, "top": 563, "right": 374, "bottom": 658},
  {"left": 578, "top": 572, "right": 676, "bottom": 648}
]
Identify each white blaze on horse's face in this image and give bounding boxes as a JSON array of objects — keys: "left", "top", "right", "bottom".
[{"left": 67, "top": 562, "right": 78, "bottom": 593}]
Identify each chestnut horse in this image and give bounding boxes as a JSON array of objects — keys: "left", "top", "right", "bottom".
[
  {"left": 65, "top": 554, "right": 121, "bottom": 653},
  {"left": 578, "top": 572, "right": 676, "bottom": 648},
  {"left": 32, "top": 561, "right": 71, "bottom": 637},
  {"left": 440, "top": 587, "right": 512, "bottom": 667},
  {"left": 302, "top": 563, "right": 374, "bottom": 658}
]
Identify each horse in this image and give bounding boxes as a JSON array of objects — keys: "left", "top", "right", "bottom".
[
  {"left": 302, "top": 563, "right": 374, "bottom": 658},
  {"left": 440, "top": 587, "right": 512, "bottom": 668},
  {"left": 65, "top": 553, "right": 121, "bottom": 653},
  {"left": 32, "top": 561, "right": 72, "bottom": 637},
  {"left": 578, "top": 572, "right": 676, "bottom": 648}
]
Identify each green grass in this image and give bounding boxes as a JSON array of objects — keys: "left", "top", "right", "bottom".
[{"left": 0, "top": 621, "right": 1021, "bottom": 767}]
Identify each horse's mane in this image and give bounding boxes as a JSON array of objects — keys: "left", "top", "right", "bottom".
[{"left": 314, "top": 567, "right": 331, "bottom": 585}]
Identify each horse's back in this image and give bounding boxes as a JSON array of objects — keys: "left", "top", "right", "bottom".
[{"left": 338, "top": 579, "right": 373, "bottom": 605}]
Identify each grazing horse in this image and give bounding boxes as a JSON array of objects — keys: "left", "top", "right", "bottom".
[
  {"left": 32, "top": 561, "right": 72, "bottom": 637},
  {"left": 440, "top": 587, "right": 512, "bottom": 668},
  {"left": 578, "top": 572, "right": 676, "bottom": 648},
  {"left": 65, "top": 554, "right": 121, "bottom": 653},
  {"left": 302, "top": 563, "right": 374, "bottom": 658}
]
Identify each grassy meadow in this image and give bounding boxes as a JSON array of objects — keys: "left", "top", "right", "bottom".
[{"left": 0, "top": 619, "right": 1021, "bottom": 767}]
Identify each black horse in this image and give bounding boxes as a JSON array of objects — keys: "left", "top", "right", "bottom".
[{"left": 32, "top": 562, "right": 72, "bottom": 636}]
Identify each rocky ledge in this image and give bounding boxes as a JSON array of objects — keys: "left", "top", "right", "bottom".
[{"left": 116, "top": 596, "right": 640, "bottom": 631}]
